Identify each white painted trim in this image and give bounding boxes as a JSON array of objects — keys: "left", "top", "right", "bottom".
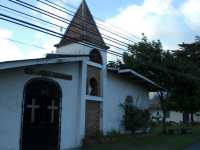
[
  {"left": 0, "top": 57, "right": 88, "bottom": 70},
  {"left": 86, "top": 95, "right": 103, "bottom": 102},
  {"left": 102, "top": 64, "right": 107, "bottom": 134},
  {"left": 77, "top": 42, "right": 107, "bottom": 53},
  {"left": 78, "top": 60, "right": 87, "bottom": 144},
  {"left": 118, "top": 69, "right": 158, "bottom": 86},
  {"left": 99, "top": 102, "right": 103, "bottom": 133},
  {"left": 87, "top": 61, "right": 103, "bottom": 69}
]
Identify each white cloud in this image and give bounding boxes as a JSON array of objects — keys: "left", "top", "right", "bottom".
[
  {"left": 0, "top": 29, "right": 24, "bottom": 62},
  {"left": 36, "top": 0, "right": 78, "bottom": 33},
  {"left": 104, "top": 0, "right": 198, "bottom": 50},
  {"left": 37, "top": 3, "right": 68, "bottom": 30},
  {"left": 0, "top": 1, "right": 83, "bottom": 62},
  {"left": 3, "top": 0, "right": 199, "bottom": 62},
  {"left": 0, "top": 29, "right": 58, "bottom": 62},
  {"left": 107, "top": 0, "right": 175, "bottom": 35},
  {"left": 34, "top": 32, "right": 45, "bottom": 39},
  {"left": 25, "top": 37, "right": 59, "bottom": 59},
  {"left": 180, "top": 0, "right": 200, "bottom": 31}
]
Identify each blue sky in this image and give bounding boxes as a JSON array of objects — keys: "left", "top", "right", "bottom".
[
  {"left": 0, "top": 0, "right": 200, "bottom": 62},
  {"left": 88, "top": 0, "right": 143, "bottom": 19}
]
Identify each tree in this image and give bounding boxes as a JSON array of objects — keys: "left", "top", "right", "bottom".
[
  {"left": 109, "top": 35, "right": 200, "bottom": 125},
  {"left": 109, "top": 34, "right": 169, "bottom": 133},
  {"left": 121, "top": 103, "right": 150, "bottom": 134},
  {"left": 178, "top": 36, "right": 200, "bottom": 68},
  {"left": 168, "top": 38, "right": 200, "bottom": 123}
]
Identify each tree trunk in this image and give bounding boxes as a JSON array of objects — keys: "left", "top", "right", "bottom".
[
  {"left": 191, "top": 113, "right": 194, "bottom": 124},
  {"left": 159, "top": 91, "right": 167, "bottom": 134},
  {"left": 183, "top": 112, "right": 189, "bottom": 124}
]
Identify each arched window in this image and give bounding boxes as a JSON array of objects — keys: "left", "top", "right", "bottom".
[
  {"left": 86, "top": 66, "right": 101, "bottom": 97},
  {"left": 125, "top": 96, "right": 133, "bottom": 106},
  {"left": 89, "top": 49, "right": 102, "bottom": 64},
  {"left": 87, "top": 77, "right": 99, "bottom": 96}
]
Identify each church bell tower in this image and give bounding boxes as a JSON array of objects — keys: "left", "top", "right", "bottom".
[
  {"left": 55, "top": 0, "right": 108, "bottom": 138},
  {"left": 55, "top": 0, "right": 109, "bottom": 65}
]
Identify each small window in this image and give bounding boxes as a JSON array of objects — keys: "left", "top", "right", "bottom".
[
  {"left": 90, "top": 77, "right": 98, "bottom": 96},
  {"left": 89, "top": 49, "right": 102, "bottom": 64},
  {"left": 87, "top": 77, "right": 99, "bottom": 96},
  {"left": 86, "top": 66, "right": 101, "bottom": 97}
]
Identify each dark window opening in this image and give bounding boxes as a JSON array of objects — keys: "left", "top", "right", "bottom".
[
  {"left": 89, "top": 49, "right": 102, "bottom": 64},
  {"left": 89, "top": 77, "right": 99, "bottom": 96}
]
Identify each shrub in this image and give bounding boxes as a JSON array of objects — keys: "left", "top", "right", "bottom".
[{"left": 121, "top": 103, "right": 150, "bottom": 133}]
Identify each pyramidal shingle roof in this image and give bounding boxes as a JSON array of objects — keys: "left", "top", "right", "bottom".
[{"left": 56, "top": 0, "right": 109, "bottom": 49}]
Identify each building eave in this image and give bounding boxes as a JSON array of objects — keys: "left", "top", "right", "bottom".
[
  {"left": 108, "top": 68, "right": 165, "bottom": 92},
  {"left": 0, "top": 55, "right": 89, "bottom": 71}
]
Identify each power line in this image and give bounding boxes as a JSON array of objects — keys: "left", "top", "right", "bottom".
[
  {"left": 13, "top": 0, "right": 132, "bottom": 48},
  {"left": 2, "top": 15, "right": 198, "bottom": 83},
  {"left": 0, "top": 13, "right": 124, "bottom": 57},
  {"left": 0, "top": 36, "right": 53, "bottom": 51},
  {"left": 8, "top": 0, "right": 131, "bottom": 51},
  {"left": 56, "top": 0, "right": 141, "bottom": 41},
  {"left": 57, "top": 0, "right": 77, "bottom": 10},
  {"left": 0, "top": 4, "right": 63, "bottom": 30},
  {"left": 1, "top": 11, "right": 196, "bottom": 83},
  {"left": 8, "top": 0, "right": 129, "bottom": 49},
  {"left": 39, "top": 0, "right": 138, "bottom": 43}
]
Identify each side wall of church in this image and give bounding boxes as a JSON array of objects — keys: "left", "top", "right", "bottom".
[
  {"left": 0, "top": 69, "right": 25, "bottom": 150},
  {"left": 0, "top": 62, "right": 82, "bottom": 150},
  {"left": 103, "top": 72, "right": 150, "bottom": 133}
]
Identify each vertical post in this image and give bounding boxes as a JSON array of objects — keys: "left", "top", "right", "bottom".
[
  {"left": 159, "top": 91, "right": 167, "bottom": 134},
  {"left": 77, "top": 60, "right": 87, "bottom": 144},
  {"left": 101, "top": 51, "right": 107, "bottom": 134}
]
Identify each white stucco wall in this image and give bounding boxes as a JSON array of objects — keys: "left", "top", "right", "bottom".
[
  {"left": 0, "top": 59, "right": 154, "bottom": 150},
  {"left": 151, "top": 110, "right": 200, "bottom": 123},
  {"left": 0, "top": 62, "right": 82, "bottom": 150},
  {"left": 103, "top": 72, "right": 150, "bottom": 133},
  {"left": 194, "top": 114, "right": 200, "bottom": 122},
  {"left": 167, "top": 111, "right": 183, "bottom": 123},
  {"left": 56, "top": 43, "right": 107, "bottom": 65},
  {"left": 56, "top": 43, "right": 91, "bottom": 55},
  {"left": 0, "top": 69, "right": 23, "bottom": 150},
  {"left": 151, "top": 110, "right": 183, "bottom": 123}
]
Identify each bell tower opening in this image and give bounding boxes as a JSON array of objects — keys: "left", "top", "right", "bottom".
[{"left": 89, "top": 49, "right": 102, "bottom": 64}]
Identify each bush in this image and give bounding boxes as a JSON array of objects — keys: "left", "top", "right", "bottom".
[
  {"left": 106, "top": 129, "right": 121, "bottom": 137},
  {"left": 121, "top": 103, "right": 150, "bottom": 133}
]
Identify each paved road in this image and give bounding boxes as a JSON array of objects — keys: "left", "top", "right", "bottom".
[{"left": 185, "top": 144, "right": 200, "bottom": 150}]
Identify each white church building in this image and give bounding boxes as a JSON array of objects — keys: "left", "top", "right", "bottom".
[{"left": 0, "top": 1, "right": 162, "bottom": 150}]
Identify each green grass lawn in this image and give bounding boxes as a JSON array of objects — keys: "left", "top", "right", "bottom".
[{"left": 84, "top": 125, "right": 200, "bottom": 150}]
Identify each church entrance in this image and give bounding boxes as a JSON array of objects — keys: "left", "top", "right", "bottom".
[{"left": 21, "top": 78, "right": 62, "bottom": 150}]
